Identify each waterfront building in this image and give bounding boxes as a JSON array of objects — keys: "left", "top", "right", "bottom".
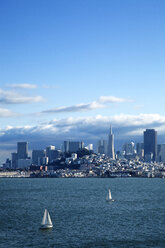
[
  {"left": 17, "top": 142, "right": 28, "bottom": 159},
  {"left": 107, "top": 126, "right": 115, "bottom": 159},
  {"left": 144, "top": 129, "right": 157, "bottom": 161}
]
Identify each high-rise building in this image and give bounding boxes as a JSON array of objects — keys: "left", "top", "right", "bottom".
[
  {"left": 157, "top": 144, "right": 161, "bottom": 162},
  {"left": 160, "top": 144, "right": 165, "bottom": 162},
  {"left": 97, "top": 140, "right": 107, "bottom": 155},
  {"left": 144, "top": 129, "right": 157, "bottom": 161},
  {"left": 63, "top": 141, "right": 69, "bottom": 153},
  {"left": 107, "top": 126, "right": 115, "bottom": 159},
  {"left": 32, "top": 149, "right": 46, "bottom": 165},
  {"left": 69, "top": 141, "right": 84, "bottom": 153},
  {"left": 123, "top": 142, "right": 135, "bottom": 155},
  {"left": 136, "top": 143, "right": 144, "bottom": 159},
  {"left": 46, "top": 146, "right": 55, "bottom": 163},
  {"left": 63, "top": 141, "right": 84, "bottom": 153},
  {"left": 11, "top": 152, "right": 18, "bottom": 169},
  {"left": 17, "top": 158, "right": 31, "bottom": 168},
  {"left": 17, "top": 142, "right": 28, "bottom": 159}
]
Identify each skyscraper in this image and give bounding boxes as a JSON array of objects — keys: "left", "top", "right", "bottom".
[
  {"left": 17, "top": 142, "right": 28, "bottom": 159},
  {"left": 32, "top": 149, "right": 46, "bottom": 165},
  {"left": 107, "top": 126, "right": 115, "bottom": 159},
  {"left": 46, "top": 145, "right": 55, "bottom": 162},
  {"left": 97, "top": 140, "right": 107, "bottom": 155},
  {"left": 144, "top": 129, "right": 157, "bottom": 161},
  {"left": 11, "top": 152, "right": 18, "bottom": 169},
  {"left": 63, "top": 141, "right": 84, "bottom": 153},
  {"left": 136, "top": 142, "right": 144, "bottom": 159},
  {"left": 123, "top": 142, "right": 135, "bottom": 155}
]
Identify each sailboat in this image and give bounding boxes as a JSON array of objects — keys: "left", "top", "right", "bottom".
[
  {"left": 40, "top": 209, "right": 53, "bottom": 229},
  {"left": 106, "top": 188, "right": 114, "bottom": 202}
]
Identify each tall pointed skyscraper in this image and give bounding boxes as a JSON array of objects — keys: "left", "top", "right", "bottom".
[{"left": 107, "top": 126, "right": 115, "bottom": 159}]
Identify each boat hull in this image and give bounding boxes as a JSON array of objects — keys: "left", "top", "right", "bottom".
[
  {"left": 106, "top": 199, "right": 115, "bottom": 202},
  {"left": 40, "top": 224, "right": 53, "bottom": 229}
]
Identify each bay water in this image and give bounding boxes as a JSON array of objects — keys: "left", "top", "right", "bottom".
[{"left": 0, "top": 178, "right": 165, "bottom": 248}]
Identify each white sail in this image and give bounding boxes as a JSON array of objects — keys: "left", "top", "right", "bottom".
[
  {"left": 40, "top": 209, "right": 53, "bottom": 229},
  {"left": 47, "top": 212, "right": 53, "bottom": 226},
  {"left": 41, "top": 209, "right": 47, "bottom": 225},
  {"left": 106, "top": 188, "right": 114, "bottom": 202},
  {"left": 108, "top": 189, "right": 112, "bottom": 200}
]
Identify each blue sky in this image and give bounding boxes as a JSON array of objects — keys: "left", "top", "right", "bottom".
[{"left": 0, "top": 0, "right": 165, "bottom": 161}]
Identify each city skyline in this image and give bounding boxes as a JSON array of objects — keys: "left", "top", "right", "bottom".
[
  {"left": 0, "top": 1, "right": 165, "bottom": 161},
  {"left": 4, "top": 127, "right": 165, "bottom": 168}
]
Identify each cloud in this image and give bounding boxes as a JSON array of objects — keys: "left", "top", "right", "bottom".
[
  {"left": 98, "top": 96, "right": 131, "bottom": 103},
  {"left": 41, "top": 96, "right": 130, "bottom": 114},
  {"left": 0, "top": 108, "right": 17, "bottom": 117},
  {"left": 41, "top": 101, "right": 104, "bottom": 114},
  {"left": 8, "top": 84, "right": 37, "bottom": 89},
  {"left": 0, "top": 89, "right": 44, "bottom": 104},
  {"left": 1, "top": 113, "right": 165, "bottom": 144},
  {"left": 41, "top": 84, "right": 61, "bottom": 89}
]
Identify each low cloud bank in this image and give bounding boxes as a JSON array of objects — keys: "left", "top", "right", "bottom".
[{"left": 0, "top": 113, "right": 165, "bottom": 145}]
